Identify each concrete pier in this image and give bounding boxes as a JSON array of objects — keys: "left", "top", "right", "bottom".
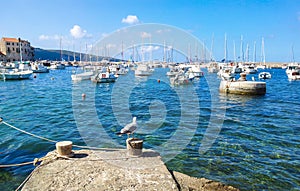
[{"left": 21, "top": 149, "right": 239, "bottom": 191}]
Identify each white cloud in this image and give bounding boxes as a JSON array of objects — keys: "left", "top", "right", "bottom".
[
  {"left": 143, "top": 45, "right": 160, "bottom": 53},
  {"left": 70, "top": 25, "right": 88, "bottom": 39},
  {"left": 156, "top": 29, "right": 171, "bottom": 34},
  {"left": 141, "top": 32, "right": 151, "bottom": 38},
  {"left": 122, "top": 15, "right": 139, "bottom": 24},
  {"left": 38, "top": 34, "right": 61, "bottom": 41},
  {"left": 39, "top": 35, "right": 50, "bottom": 40}
]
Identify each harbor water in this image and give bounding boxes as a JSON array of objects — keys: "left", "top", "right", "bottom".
[{"left": 0, "top": 67, "right": 299, "bottom": 190}]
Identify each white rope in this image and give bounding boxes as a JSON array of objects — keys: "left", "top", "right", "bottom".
[
  {"left": 2, "top": 121, "right": 57, "bottom": 143},
  {"left": 0, "top": 119, "right": 122, "bottom": 151}
]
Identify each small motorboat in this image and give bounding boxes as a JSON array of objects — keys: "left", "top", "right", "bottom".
[
  {"left": 91, "top": 67, "right": 117, "bottom": 83},
  {"left": 258, "top": 72, "right": 271, "bottom": 79}
]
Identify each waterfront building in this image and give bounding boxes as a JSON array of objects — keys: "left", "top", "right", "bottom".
[
  {"left": 0, "top": 37, "right": 34, "bottom": 62},
  {"left": 0, "top": 51, "right": 6, "bottom": 62}
]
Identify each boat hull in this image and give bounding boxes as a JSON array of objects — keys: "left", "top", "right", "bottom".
[
  {"left": 71, "top": 71, "right": 94, "bottom": 81},
  {"left": 1, "top": 71, "right": 33, "bottom": 80}
]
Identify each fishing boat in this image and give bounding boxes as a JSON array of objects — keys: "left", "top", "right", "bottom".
[
  {"left": 71, "top": 66, "right": 95, "bottom": 81},
  {"left": 244, "top": 65, "right": 257, "bottom": 74},
  {"left": 72, "top": 71, "right": 94, "bottom": 81},
  {"left": 218, "top": 67, "right": 235, "bottom": 81},
  {"left": 287, "top": 70, "right": 300, "bottom": 80},
  {"left": 91, "top": 67, "right": 117, "bottom": 83},
  {"left": 166, "top": 66, "right": 181, "bottom": 77},
  {"left": 219, "top": 73, "right": 266, "bottom": 95},
  {"left": 190, "top": 64, "right": 204, "bottom": 77},
  {"left": 0, "top": 63, "right": 33, "bottom": 80},
  {"left": 0, "top": 39, "right": 33, "bottom": 80},
  {"left": 258, "top": 72, "right": 271, "bottom": 79},
  {"left": 49, "top": 61, "right": 65, "bottom": 69},
  {"left": 31, "top": 62, "right": 49, "bottom": 73},
  {"left": 170, "top": 73, "right": 192, "bottom": 85},
  {"left": 135, "top": 64, "right": 153, "bottom": 76},
  {"left": 285, "top": 63, "right": 300, "bottom": 80}
]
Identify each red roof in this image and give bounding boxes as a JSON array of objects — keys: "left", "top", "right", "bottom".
[{"left": 2, "top": 37, "right": 29, "bottom": 43}]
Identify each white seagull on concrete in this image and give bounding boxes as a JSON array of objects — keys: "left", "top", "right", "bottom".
[{"left": 117, "top": 117, "right": 137, "bottom": 138}]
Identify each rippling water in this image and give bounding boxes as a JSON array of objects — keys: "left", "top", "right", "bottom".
[{"left": 0, "top": 67, "right": 299, "bottom": 190}]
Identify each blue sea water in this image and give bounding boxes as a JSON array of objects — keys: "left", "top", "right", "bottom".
[{"left": 0, "top": 67, "right": 299, "bottom": 190}]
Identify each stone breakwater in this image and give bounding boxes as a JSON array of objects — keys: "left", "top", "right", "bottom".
[{"left": 21, "top": 149, "right": 239, "bottom": 191}]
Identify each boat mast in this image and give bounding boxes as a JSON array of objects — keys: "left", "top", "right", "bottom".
[
  {"left": 253, "top": 41, "right": 256, "bottom": 63},
  {"left": 210, "top": 33, "right": 214, "bottom": 61},
  {"left": 79, "top": 43, "right": 82, "bottom": 65},
  {"left": 240, "top": 35, "right": 244, "bottom": 63},
  {"left": 73, "top": 44, "right": 76, "bottom": 62},
  {"left": 233, "top": 40, "right": 236, "bottom": 63},
  {"left": 261, "top": 37, "right": 265, "bottom": 64},
  {"left": 60, "top": 37, "right": 62, "bottom": 61},
  {"left": 18, "top": 38, "right": 22, "bottom": 63},
  {"left": 291, "top": 44, "right": 295, "bottom": 63},
  {"left": 246, "top": 43, "right": 249, "bottom": 63},
  {"left": 121, "top": 41, "right": 124, "bottom": 62},
  {"left": 224, "top": 33, "right": 227, "bottom": 63}
]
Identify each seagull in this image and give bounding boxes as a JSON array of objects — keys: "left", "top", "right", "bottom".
[{"left": 116, "top": 117, "right": 137, "bottom": 138}]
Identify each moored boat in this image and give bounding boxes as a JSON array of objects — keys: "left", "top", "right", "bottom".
[
  {"left": 0, "top": 64, "right": 33, "bottom": 80},
  {"left": 258, "top": 72, "right": 271, "bottom": 79},
  {"left": 31, "top": 62, "right": 49, "bottom": 73},
  {"left": 91, "top": 67, "right": 117, "bottom": 83}
]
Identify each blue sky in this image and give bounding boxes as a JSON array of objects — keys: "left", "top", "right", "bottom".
[{"left": 1, "top": 0, "right": 300, "bottom": 62}]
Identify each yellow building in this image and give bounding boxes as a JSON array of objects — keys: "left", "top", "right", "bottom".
[{"left": 0, "top": 37, "right": 34, "bottom": 62}]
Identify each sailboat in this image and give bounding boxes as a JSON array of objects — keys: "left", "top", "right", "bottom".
[{"left": 0, "top": 38, "right": 33, "bottom": 80}]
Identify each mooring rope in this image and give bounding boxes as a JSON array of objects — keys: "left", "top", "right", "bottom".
[
  {"left": 0, "top": 117, "right": 122, "bottom": 151},
  {"left": 0, "top": 155, "right": 56, "bottom": 168}
]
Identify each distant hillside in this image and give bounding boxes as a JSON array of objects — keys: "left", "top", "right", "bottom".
[{"left": 34, "top": 48, "right": 122, "bottom": 62}]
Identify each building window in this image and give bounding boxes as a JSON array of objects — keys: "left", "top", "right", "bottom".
[
  {"left": 7, "top": 47, "right": 10, "bottom": 53},
  {"left": 17, "top": 43, "right": 19, "bottom": 46},
  {"left": 6, "top": 42, "right": 10, "bottom": 45},
  {"left": 13, "top": 48, "right": 15, "bottom": 51},
  {"left": 12, "top": 43, "right": 14, "bottom": 46}
]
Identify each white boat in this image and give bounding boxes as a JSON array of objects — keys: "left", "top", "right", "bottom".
[
  {"left": 190, "top": 64, "right": 204, "bottom": 77},
  {"left": 207, "top": 62, "right": 220, "bottom": 73},
  {"left": 71, "top": 71, "right": 94, "bottom": 81},
  {"left": 287, "top": 70, "right": 300, "bottom": 80},
  {"left": 244, "top": 65, "right": 257, "bottom": 74},
  {"left": 220, "top": 73, "right": 266, "bottom": 95},
  {"left": 0, "top": 63, "right": 33, "bottom": 80},
  {"left": 49, "top": 61, "right": 65, "bottom": 69},
  {"left": 258, "top": 72, "right": 271, "bottom": 79},
  {"left": 218, "top": 67, "right": 235, "bottom": 81},
  {"left": 91, "top": 67, "right": 117, "bottom": 83},
  {"left": 170, "top": 72, "right": 192, "bottom": 85},
  {"left": 166, "top": 66, "right": 181, "bottom": 77},
  {"left": 31, "top": 62, "right": 49, "bottom": 73},
  {"left": 135, "top": 64, "right": 153, "bottom": 76},
  {"left": 285, "top": 63, "right": 299, "bottom": 75}
]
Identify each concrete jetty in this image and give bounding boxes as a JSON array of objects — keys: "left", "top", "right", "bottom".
[{"left": 21, "top": 149, "right": 239, "bottom": 191}]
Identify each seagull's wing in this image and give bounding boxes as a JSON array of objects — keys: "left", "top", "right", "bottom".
[
  {"left": 116, "top": 118, "right": 137, "bottom": 136},
  {"left": 120, "top": 122, "right": 137, "bottom": 134}
]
